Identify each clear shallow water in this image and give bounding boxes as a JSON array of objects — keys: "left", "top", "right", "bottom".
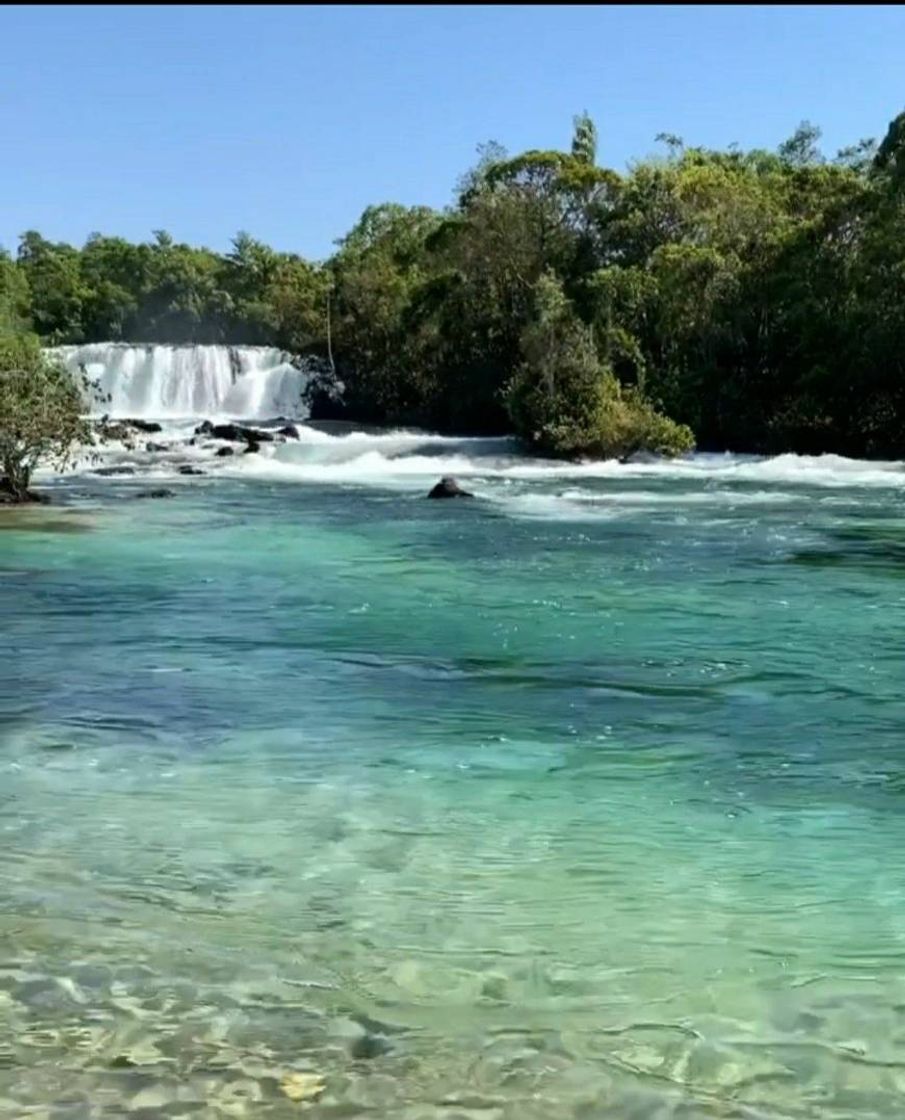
[{"left": 4, "top": 431, "right": 905, "bottom": 1118}]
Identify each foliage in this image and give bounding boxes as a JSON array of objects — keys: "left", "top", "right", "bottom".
[
  {"left": 506, "top": 273, "right": 693, "bottom": 458},
  {"left": 0, "top": 333, "right": 92, "bottom": 500},
  {"left": 8, "top": 105, "right": 905, "bottom": 459},
  {"left": 0, "top": 251, "right": 30, "bottom": 334}
]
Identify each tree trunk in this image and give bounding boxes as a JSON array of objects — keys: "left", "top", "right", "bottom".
[
  {"left": 326, "top": 289, "right": 336, "bottom": 377},
  {"left": 1, "top": 454, "right": 31, "bottom": 502}
]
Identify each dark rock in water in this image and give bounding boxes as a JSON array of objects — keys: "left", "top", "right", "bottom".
[
  {"left": 277, "top": 424, "right": 300, "bottom": 439},
  {"left": 93, "top": 466, "right": 136, "bottom": 477},
  {"left": 145, "top": 441, "right": 169, "bottom": 453},
  {"left": 94, "top": 421, "right": 137, "bottom": 447},
  {"left": 191, "top": 421, "right": 275, "bottom": 445},
  {"left": 619, "top": 449, "right": 660, "bottom": 465},
  {"left": 216, "top": 446, "right": 235, "bottom": 457},
  {"left": 208, "top": 423, "right": 274, "bottom": 444},
  {"left": 178, "top": 465, "right": 205, "bottom": 476},
  {"left": 243, "top": 440, "right": 261, "bottom": 455},
  {"left": 136, "top": 488, "right": 175, "bottom": 499},
  {"left": 427, "top": 476, "right": 474, "bottom": 500},
  {"left": 350, "top": 1031, "right": 392, "bottom": 1060},
  {"left": 124, "top": 419, "right": 162, "bottom": 433},
  {"left": 305, "top": 363, "right": 348, "bottom": 421}
]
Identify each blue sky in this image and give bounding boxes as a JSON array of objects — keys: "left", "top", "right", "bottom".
[{"left": 2, "top": 4, "right": 903, "bottom": 261}]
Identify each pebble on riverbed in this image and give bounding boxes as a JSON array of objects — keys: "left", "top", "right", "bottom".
[{"left": 280, "top": 1071, "right": 326, "bottom": 1102}]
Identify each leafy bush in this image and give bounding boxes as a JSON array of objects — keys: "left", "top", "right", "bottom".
[
  {"left": 506, "top": 274, "right": 694, "bottom": 459},
  {"left": 0, "top": 333, "right": 91, "bottom": 501}
]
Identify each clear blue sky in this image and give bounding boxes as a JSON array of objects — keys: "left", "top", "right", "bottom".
[{"left": 2, "top": 4, "right": 902, "bottom": 261}]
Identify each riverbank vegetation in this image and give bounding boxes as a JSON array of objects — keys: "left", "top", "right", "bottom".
[
  {"left": 0, "top": 333, "right": 91, "bottom": 502},
  {"left": 3, "top": 108, "right": 905, "bottom": 458}
]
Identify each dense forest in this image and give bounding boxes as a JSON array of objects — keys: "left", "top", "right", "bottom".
[{"left": 3, "top": 109, "right": 905, "bottom": 458}]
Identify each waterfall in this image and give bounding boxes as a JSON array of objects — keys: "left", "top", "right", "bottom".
[{"left": 50, "top": 343, "right": 313, "bottom": 419}]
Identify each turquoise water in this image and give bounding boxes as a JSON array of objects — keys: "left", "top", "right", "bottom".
[{"left": 3, "top": 433, "right": 905, "bottom": 1118}]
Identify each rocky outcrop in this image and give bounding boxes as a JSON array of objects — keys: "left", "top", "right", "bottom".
[
  {"left": 92, "top": 466, "right": 136, "bottom": 477},
  {"left": 216, "top": 446, "right": 235, "bottom": 457},
  {"left": 243, "top": 441, "right": 261, "bottom": 454},
  {"left": 93, "top": 421, "right": 136, "bottom": 449},
  {"left": 145, "top": 441, "right": 169, "bottom": 453},
  {"left": 194, "top": 421, "right": 273, "bottom": 444},
  {"left": 178, "top": 465, "right": 205, "bottom": 476},
  {"left": 94, "top": 418, "right": 161, "bottom": 446},
  {"left": 277, "top": 424, "right": 300, "bottom": 439},
  {"left": 304, "top": 364, "right": 348, "bottom": 421},
  {"left": 427, "top": 477, "right": 474, "bottom": 499}
]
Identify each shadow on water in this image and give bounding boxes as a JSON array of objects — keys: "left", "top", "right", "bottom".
[
  {"left": 786, "top": 522, "right": 905, "bottom": 575},
  {"left": 0, "top": 509, "right": 94, "bottom": 534}
]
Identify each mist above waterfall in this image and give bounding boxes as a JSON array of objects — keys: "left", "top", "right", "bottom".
[{"left": 51, "top": 343, "right": 315, "bottom": 419}]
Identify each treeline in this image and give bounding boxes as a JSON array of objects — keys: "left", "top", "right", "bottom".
[{"left": 3, "top": 109, "right": 905, "bottom": 457}]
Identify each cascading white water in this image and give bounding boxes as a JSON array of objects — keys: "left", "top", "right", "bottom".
[{"left": 51, "top": 343, "right": 313, "bottom": 419}]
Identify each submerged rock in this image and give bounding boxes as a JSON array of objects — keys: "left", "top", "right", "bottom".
[
  {"left": 277, "top": 424, "right": 300, "bottom": 439},
  {"left": 216, "top": 446, "right": 235, "bottom": 457},
  {"left": 350, "top": 1031, "right": 392, "bottom": 1060},
  {"left": 280, "top": 1072, "right": 325, "bottom": 1103},
  {"left": 427, "top": 476, "right": 474, "bottom": 500},
  {"left": 145, "top": 441, "right": 169, "bottom": 453},
  {"left": 124, "top": 418, "right": 162, "bottom": 433},
  {"left": 136, "top": 488, "right": 175, "bottom": 499},
  {"left": 243, "top": 441, "right": 261, "bottom": 455},
  {"left": 178, "top": 465, "right": 205, "bottom": 476},
  {"left": 93, "top": 466, "right": 136, "bottom": 477}
]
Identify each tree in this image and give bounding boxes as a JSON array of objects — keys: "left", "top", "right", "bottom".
[
  {"left": 7, "top": 108, "right": 905, "bottom": 460},
  {"left": 0, "top": 333, "right": 92, "bottom": 502},
  {"left": 778, "top": 121, "right": 824, "bottom": 168},
  {"left": 571, "top": 112, "right": 598, "bottom": 166},
  {"left": 872, "top": 110, "right": 905, "bottom": 188},
  {"left": 79, "top": 234, "right": 143, "bottom": 340},
  {"left": 17, "top": 231, "right": 86, "bottom": 343},
  {"left": 0, "top": 251, "right": 30, "bottom": 334},
  {"left": 329, "top": 203, "right": 443, "bottom": 421},
  {"left": 506, "top": 272, "right": 694, "bottom": 458}
]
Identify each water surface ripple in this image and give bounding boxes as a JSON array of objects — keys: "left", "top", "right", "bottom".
[{"left": 2, "top": 443, "right": 905, "bottom": 1118}]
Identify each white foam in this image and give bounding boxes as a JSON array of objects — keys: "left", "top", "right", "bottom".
[
  {"left": 226, "top": 432, "right": 905, "bottom": 493},
  {"left": 51, "top": 343, "right": 313, "bottom": 420}
]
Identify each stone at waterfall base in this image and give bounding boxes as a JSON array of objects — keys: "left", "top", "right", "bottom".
[
  {"left": 194, "top": 421, "right": 274, "bottom": 444},
  {"left": 92, "top": 466, "right": 136, "bottom": 477},
  {"left": 427, "top": 477, "right": 475, "bottom": 499}
]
